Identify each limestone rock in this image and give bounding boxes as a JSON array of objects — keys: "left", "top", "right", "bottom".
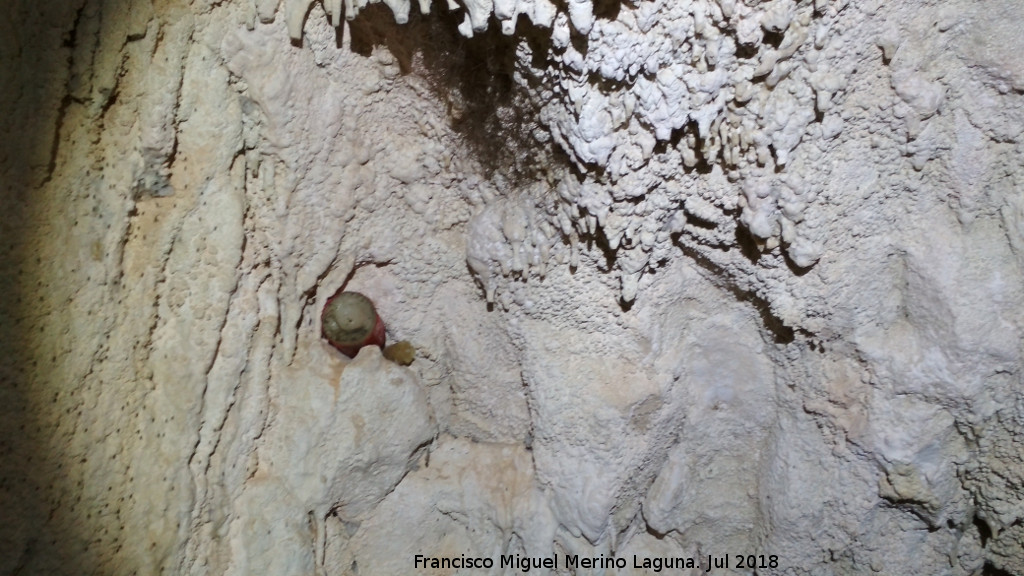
[{"left": 2, "top": 0, "right": 1023, "bottom": 574}]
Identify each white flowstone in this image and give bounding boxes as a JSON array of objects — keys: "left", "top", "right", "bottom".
[{"left": 4, "top": 0, "right": 1024, "bottom": 575}]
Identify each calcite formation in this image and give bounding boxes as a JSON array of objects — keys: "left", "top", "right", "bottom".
[
  {"left": 285, "top": 0, "right": 850, "bottom": 303},
  {"left": 1, "top": 0, "right": 1023, "bottom": 575}
]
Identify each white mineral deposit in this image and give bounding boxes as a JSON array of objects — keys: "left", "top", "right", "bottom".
[{"left": 1, "top": 0, "right": 1023, "bottom": 574}]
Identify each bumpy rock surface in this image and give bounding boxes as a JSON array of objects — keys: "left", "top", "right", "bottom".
[{"left": 1, "top": 0, "right": 1023, "bottom": 574}]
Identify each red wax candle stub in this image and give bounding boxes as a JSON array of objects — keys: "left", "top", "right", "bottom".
[{"left": 321, "top": 291, "right": 386, "bottom": 358}]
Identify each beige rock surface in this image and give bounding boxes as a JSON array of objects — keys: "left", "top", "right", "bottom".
[{"left": 1, "top": 0, "right": 1023, "bottom": 575}]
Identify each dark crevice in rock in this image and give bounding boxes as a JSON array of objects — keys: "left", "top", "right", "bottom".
[
  {"left": 346, "top": 4, "right": 559, "bottom": 184},
  {"left": 676, "top": 242, "right": 796, "bottom": 345}
]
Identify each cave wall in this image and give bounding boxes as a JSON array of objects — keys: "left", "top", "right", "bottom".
[{"left": 2, "top": 0, "right": 1023, "bottom": 574}]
